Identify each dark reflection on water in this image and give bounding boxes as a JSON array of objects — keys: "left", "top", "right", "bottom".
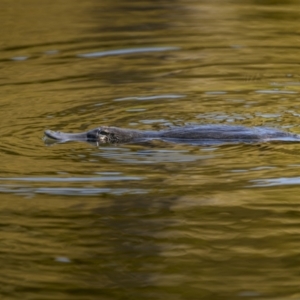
[{"left": 1, "top": 0, "right": 300, "bottom": 299}]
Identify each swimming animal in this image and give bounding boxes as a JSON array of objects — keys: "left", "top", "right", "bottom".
[{"left": 44, "top": 125, "right": 300, "bottom": 145}]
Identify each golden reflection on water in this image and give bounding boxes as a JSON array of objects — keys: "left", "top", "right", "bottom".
[{"left": 1, "top": 0, "right": 300, "bottom": 299}]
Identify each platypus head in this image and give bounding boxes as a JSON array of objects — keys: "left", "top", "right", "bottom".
[
  {"left": 86, "top": 127, "right": 117, "bottom": 143},
  {"left": 44, "top": 126, "right": 121, "bottom": 144}
]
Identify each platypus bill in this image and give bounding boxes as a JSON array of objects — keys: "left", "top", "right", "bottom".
[{"left": 44, "top": 125, "right": 300, "bottom": 146}]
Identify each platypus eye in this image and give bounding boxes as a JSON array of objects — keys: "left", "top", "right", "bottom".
[{"left": 86, "top": 128, "right": 104, "bottom": 141}]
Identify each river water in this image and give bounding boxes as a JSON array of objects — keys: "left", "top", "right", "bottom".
[{"left": 1, "top": 0, "right": 300, "bottom": 299}]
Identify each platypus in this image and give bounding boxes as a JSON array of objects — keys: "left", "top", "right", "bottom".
[{"left": 44, "top": 125, "right": 300, "bottom": 145}]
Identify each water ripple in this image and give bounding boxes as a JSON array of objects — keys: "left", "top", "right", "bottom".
[
  {"left": 114, "top": 94, "right": 185, "bottom": 101},
  {"left": 77, "top": 46, "right": 179, "bottom": 58},
  {"left": 0, "top": 185, "right": 147, "bottom": 196},
  {"left": 0, "top": 176, "right": 143, "bottom": 182},
  {"left": 251, "top": 177, "right": 300, "bottom": 187}
]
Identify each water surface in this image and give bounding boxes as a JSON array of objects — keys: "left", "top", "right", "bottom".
[{"left": 1, "top": 0, "right": 300, "bottom": 299}]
